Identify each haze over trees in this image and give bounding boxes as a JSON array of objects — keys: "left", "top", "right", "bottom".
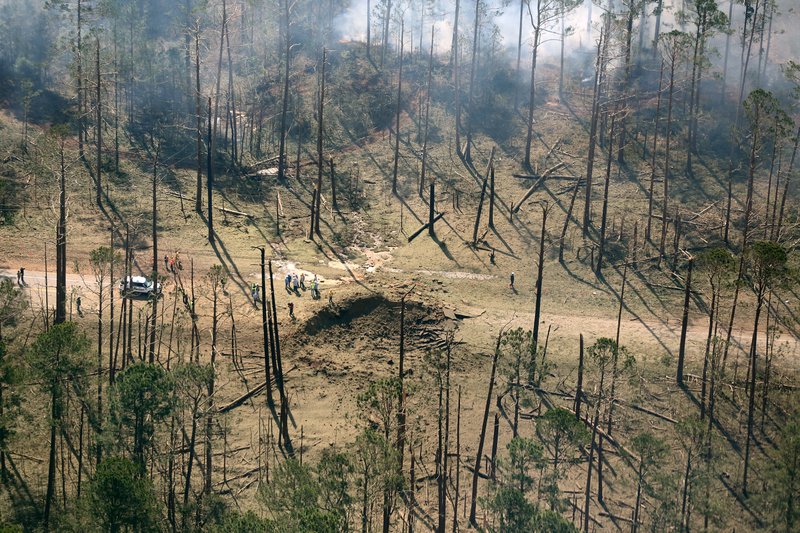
[{"left": 0, "top": 0, "right": 800, "bottom": 531}]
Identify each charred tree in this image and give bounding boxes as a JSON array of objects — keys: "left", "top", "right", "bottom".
[
  {"left": 260, "top": 248, "right": 273, "bottom": 407},
  {"left": 646, "top": 60, "right": 665, "bottom": 242},
  {"left": 596, "top": 112, "right": 618, "bottom": 274},
  {"left": 469, "top": 328, "right": 504, "bottom": 526},
  {"left": 278, "top": 0, "right": 291, "bottom": 182},
  {"left": 392, "top": 22, "right": 404, "bottom": 196},
  {"left": 420, "top": 25, "right": 435, "bottom": 198},
  {"left": 315, "top": 49, "right": 327, "bottom": 237},
  {"left": 677, "top": 257, "right": 694, "bottom": 386},
  {"left": 207, "top": 97, "right": 215, "bottom": 244},
  {"left": 149, "top": 138, "right": 160, "bottom": 364},
  {"left": 195, "top": 22, "right": 203, "bottom": 213},
  {"left": 582, "top": 20, "right": 607, "bottom": 237},
  {"left": 464, "top": 0, "right": 480, "bottom": 162},
  {"left": 531, "top": 202, "right": 549, "bottom": 377},
  {"left": 56, "top": 135, "right": 67, "bottom": 326}
]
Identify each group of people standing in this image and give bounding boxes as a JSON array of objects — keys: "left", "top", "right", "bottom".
[
  {"left": 284, "top": 271, "right": 321, "bottom": 299},
  {"left": 163, "top": 253, "right": 183, "bottom": 274}
]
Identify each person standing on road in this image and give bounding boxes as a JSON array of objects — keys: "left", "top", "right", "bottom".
[
  {"left": 285, "top": 273, "right": 292, "bottom": 293},
  {"left": 300, "top": 273, "right": 306, "bottom": 290},
  {"left": 19, "top": 267, "right": 25, "bottom": 285},
  {"left": 292, "top": 274, "right": 300, "bottom": 293},
  {"left": 509, "top": 271, "right": 515, "bottom": 290},
  {"left": 16, "top": 269, "right": 20, "bottom": 285},
  {"left": 288, "top": 301, "right": 295, "bottom": 319},
  {"left": 76, "top": 296, "right": 83, "bottom": 317}
]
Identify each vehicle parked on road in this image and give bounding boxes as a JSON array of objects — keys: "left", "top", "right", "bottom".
[{"left": 119, "top": 275, "right": 161, "bottom": 298}]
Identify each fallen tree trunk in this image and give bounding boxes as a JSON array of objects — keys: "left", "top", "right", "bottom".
[
  {"left": 218, "top": 365, "right": 296, "bottom": 413},
  {"left": 408, "top": 212, "right": 446, "bottom": 242},
  {"left": 512, "top": 163, "right": 567, "bottom": 213}
]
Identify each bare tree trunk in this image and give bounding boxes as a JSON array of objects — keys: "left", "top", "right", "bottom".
[
  {"left": 77, "top": 0, "right": 84, "bottom": 160},
  {"left": 490, "top": 411, "right": 499, "bottom": 480},
  {"left": 392, "top": 22, "right": 405, "bottom": 196},
  {"left": 677, "top": 258, "right": 694, "bottom": 385},
  {"left": 195, "top": 23, "right": 203, "bottom": 212},
  {"left": 278, "top": 0, "right": 291, "bottom": 182},
  {"left": 742, "top": 296, "right": 764, "bottom": 496},
  {"left": 225, "top": 24, "right": 237, "bottom": 164},
  {"left": 464, "top": 0, "right": 481, "bottom": 162},
  {"left": 260, "top": 248, "right": 273, "bottom": 407},
  {"left": 366, "top": 0, "right": 371, "bottom": 62},
  {"left": 469, "top": 329, "right": 504, "bottom": 526},
  {"left": 452, "top": 385, "right": 462, "bottom": 533},
  {"left": 472, "top": 149, "right": 496, "bottom": 244},
  {"left": 420, "top": 26, "right": 435, "bottom": 197},
  {"left": 531, "top": 203, "right": 548, "bottom": 380},
  {"left": 583, "top": 407, "right": 601, "bottom": 533},
  {"left": 524, "top": 21, "right": 542, "bottom": 169},
  {"left": 488, "top": 166, "right": 495, "bottom": 228},
  {"left": 616, "top": 7, "right": 634, "bottom": 164},
  {"left": 429, "top": 182, "right": 436, "bottom": 237},
  {"left": 647, "top": 60, "right": 665, "bottom": 242},
  {"left": 582, "top": 24, "right": 606, "bottom": 237},
  {"left": 96, "top": 39, "right": 102, "bottom": 205},
  {"left": 660, "top": 54, "right": 678, "bottom": 262},
  {"left": 109, "top": 226, "right": 115, "bottom": 385},
  {"left": 205, "top": 279, "right": 221, "bottom": 496},
  {"left": 150, "top": 141, "right": 160, "bottom": 364},
  {"left": 315, "top": 49, "right": 327, "bottom": 237},
  {"left": 397, "top": 295, "right": 407, "bottom": 471},
  {"left": 329, "top": 158, "right": 337, "bottom": 210},
  {"left": 596, "top": 112, "right": 617, "bottom": 273},
  {"left": 380, "top": 0, "right": 392, "bottom": 68},
  {"left": 453, "top": 0, "right": 462, "bottom": 157},
  {"left": 575, "top": 333, "right": 585, "bottom": 420},
  {"left": 56, "top": 139, "right": 67, "bottom": 326},
  {"left": 213, "top": 0, "right": 227, "bottom": 142},
  {"left": 515, "top": 0, "right": 524, "bottom": 109}
]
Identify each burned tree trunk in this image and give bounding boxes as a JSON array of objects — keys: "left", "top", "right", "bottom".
[
  {"left": 596, "top": 112, "right": 617, "bottom": 274},
  {"left": 420, "top": 26, "right": 435, "bottom": 198},
  {"left": 149, "top": 140, "right": 160, "bottom": 364},
  {"left": 488, "top": 166, "right": 496, "bottom": 229},
  {"left": 471, "top": 148, "right": 496, "bottom": 244},
  {"left": 329, "top": 158, "right": 337, "bottom": 210},
  {"left": 469, "top": 329, "right": 504, "bottom": 526},
  {"left": 464, "top": 0, "right": 480, "bottom": 162},
  {"left": 428, "top": 182, "right": 436, "bottom": 237},
  {"left": 575, "top": 333, "right": 585, "bottom": 420},
  {"left": 676, "top": 257, "right": 694, "bottom": 386},
  {"left": 207, "top": 97, "right": 215, "bottom": 244},
  {"left": 582, "top": 24, "right": 606, "bottom": 237},
  {"left": 315, "top": 49, "right": 327, "bottom": 237},
  {"left": 277, "top": 0, "right": 291, "bottom": 182},
  {"left": 531, "top": 203, "right": 549, "bottom": 380},
  {"left": 56, "top": 137, "right": 67, "bottom": 326},
  {"left": 195, "top": 23, "right": 203, "bottom": 213},
  {"left": 260, "top": 248, "right": 273, "bottom": 407},
  {"left": 392, "top": 22, "right": 404, "bottom": 196},
  {"left": 646, "top": 60, "right": 665, "bottom": 242},
  {"left": 453, "top": 0, "right": 462, "bottom": 157},
  {"left": 96, "top": 39, "right": 102, "bottom": 205}
]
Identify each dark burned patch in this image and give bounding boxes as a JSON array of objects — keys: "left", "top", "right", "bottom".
[{"left": 299, "top": 294, "right": 455, "bottom": 353}]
